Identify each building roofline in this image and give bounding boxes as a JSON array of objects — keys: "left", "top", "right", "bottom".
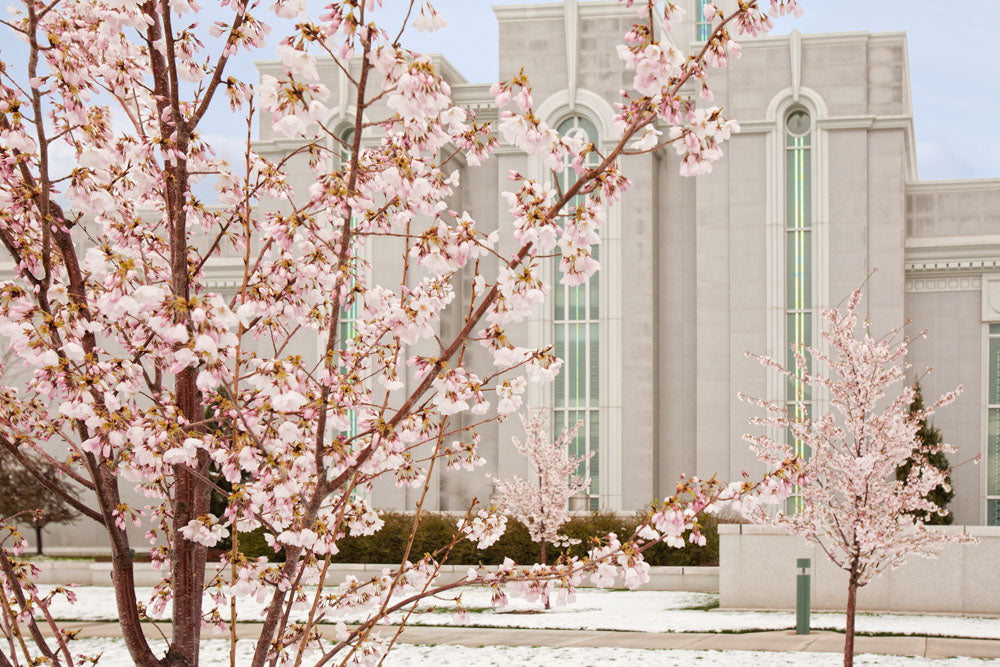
[
  {"left": 254, "top": 53, "right": 468, "bottom": 85},
  {"left": 493, "top": 0, "right": 627, "bottom": 21},
  {"left": 735, "top": 29, "right": 908, "bottom": 48},
  {"left": 907, "top": 178, "right": 1000, "bottom": 194}
]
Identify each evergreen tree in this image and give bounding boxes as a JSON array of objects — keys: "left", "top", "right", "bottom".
[{"left": 896, "top": 383, "right": 955, "bottom": 525}]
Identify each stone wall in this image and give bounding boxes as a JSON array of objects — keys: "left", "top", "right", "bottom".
[
  {"left": 907, "top": 181, "right": 1000, "bottom": 239},
  {"left": 31, "top": 560, "right": 719, "bottom": 593},
  {"left": 720, "top": 524, "right": 1000, "bottom": 614}
]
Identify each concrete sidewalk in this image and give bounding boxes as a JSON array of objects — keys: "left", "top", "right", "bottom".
[{"left": 45, "top": 622, "right": 1000, "bottom": 659}]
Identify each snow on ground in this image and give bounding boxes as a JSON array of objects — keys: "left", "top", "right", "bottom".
[
  {"left": 31, "top": 638, "right": 1000, "bottom": 667},
  {"left": 38, "top": 586, "right": 1000, "bottom": 640}
]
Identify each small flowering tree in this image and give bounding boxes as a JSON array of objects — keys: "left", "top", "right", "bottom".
[
  {"left": 0, "top": 454, "right": 80, "bottom": 556},
  {"left": 493, "top": 411, "right": 591, "bottom": 565},
  {"left": 491, "top": 411, "right": 591, "bottom": 607},
  {"left": 741, "top": 287, "right": 974, "bottom": 667},
  {"left": 0, "top": 0, "right": 802, "bottom": 664}
]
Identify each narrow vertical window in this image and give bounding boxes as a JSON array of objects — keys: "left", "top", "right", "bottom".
[
  {"left": 785, "top": 108, "right": 812, "bottom": 514},
  {"left": 554, "top": 115, "right": 600, "bottom": 510},
  {"left": 988, "top": 324, "right": 1000, "bottom": 524},
  {"left": 338, "top": 126, "right": 359, "bottom": 436},
  {"left": 696, "top": 0, "right": 712, "bottom": 41}
]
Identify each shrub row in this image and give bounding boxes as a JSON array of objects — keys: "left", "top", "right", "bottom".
[{"left": 231, "top": 512, "right": 720, "bottom": 566}]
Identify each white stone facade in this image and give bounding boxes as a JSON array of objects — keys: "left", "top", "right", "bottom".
[{"left": 269, "top": 0, "right": 996, "bottom": 525}]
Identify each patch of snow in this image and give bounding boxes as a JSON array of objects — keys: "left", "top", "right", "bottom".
[
  {"left": 31, "top": 639, "right": 1000, "bottom": 667},
  {"left": 38, "top": 587, "right": 1000, "bottom": 640}
]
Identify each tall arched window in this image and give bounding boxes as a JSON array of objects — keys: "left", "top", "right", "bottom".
[
  {"left": 553, "top": 115, "right": 601, "bottom": 510},
  {"left": 337, "top": 126, "right": 359, "bottom": 435},
  {"left": 337, "top": 127, "right": 358, "bottom": 344},
  {"left": 785, "top": 108, "right": 812, "bottom": 513}
]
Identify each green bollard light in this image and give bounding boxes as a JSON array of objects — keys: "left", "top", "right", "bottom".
[{"left": 796, "top": 557, "right": 811, "bottom": 635}]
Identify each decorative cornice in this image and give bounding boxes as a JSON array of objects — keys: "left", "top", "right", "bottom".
[
  {"left": 737, "top": 30, "right": 906, "bottom": 49},
  {"left": 906, "top": 235, "right": 1000, "bottom": 269},
  {"left": 907, "top": 178, "right": 1000, "bottom": 194},
  {"left": 493, "top": 0, "right": 628, "bottom": 21},
  {"left": 905, "top": 275, "right": 982, "bottom": 293},
  {"left": 734, "top": 114, "right": 914, "bottom": 138},
  {"left": 0, "top": 257, "right": 251, "bottom": 289},
  {"left": 904, "top": 234, "right": 1000, "bottom": 276},
  {"left": 250, "top": 137, "right": 312, "bottom": 153},
  {"left": 906, "top": 259, "right": 1000, "bottom": 273},
  {"left": 200, "top": 258, "right": 249, "bottom": 289},
  {"left": 451, "top": 84, "right": 495, "bottom": 111},
  {"left": 735, "top": 120, "right": 775, "bottom": 134},
  {"left": 815, "top": 115, "right": 913, "bottom": 131}
]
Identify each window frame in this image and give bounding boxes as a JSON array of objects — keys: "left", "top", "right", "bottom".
[
  {"left": 986, "top": 323, "right": 1000, "bottom": 525},
  {"left": 783, "top": 107, "right": 815, "bottom": 514},
  {"left": 552, "top": 113, "right": 602, "bottom": 511}
]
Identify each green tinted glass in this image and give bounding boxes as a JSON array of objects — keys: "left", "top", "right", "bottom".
[
  {"left": 989, "top": 500, "right": 1000, "bottom": 527},
  {"left": 589, "top": 244, "right": 600, "bottom": 320},
  {"left": 990, "top": 409, "right": 1000, "bottom": 496},
  {"left": 554, "top": 325, "right": 565, "bottom": 408},
  {"left": 589, "top": 410, "right": 599, "bottom": 493},
  {"left": 785, "top": 143, "right": 811, "bottom": 229},
  {"left": 785, "top": 312, "right": 812, "bottom": 402},
  {"left": 785, "top": 230, "right": 812, "bottom": 310},
  {"left": 554, "top": 281, "right": 565, "bottom": 321},
  {"left": 339, "top": 127, "right": 354, "bottom": 167},
  {"left": 697, "top": 0, "right": 711, "bottom": 41},
  {"left": 991, "top": 337, "right": 1000, "bottom": 405},
  {"left": 590, "top": 323, "right": 599, "bottom": 402}
]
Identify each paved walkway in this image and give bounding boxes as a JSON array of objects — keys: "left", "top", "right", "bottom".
[{"left": 44, "top": 622, "right": 1000, "bottom": 659}]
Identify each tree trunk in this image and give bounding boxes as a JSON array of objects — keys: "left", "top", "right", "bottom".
[
  {"left": 34, "top": 524, "right": 42, "bottom": 556},
  {"left": 540, "top": 542, "right": 549, "bottom": 610},
  {"left": 844, "top": 572, "right": 859, "bottom": 667}
]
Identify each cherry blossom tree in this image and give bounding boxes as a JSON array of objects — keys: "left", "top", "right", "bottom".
[
  {"left": 0, "top": 0, "right": 802, "bottom": 664},
  {"left": 490, "top": 410, "right": 591, "bottom": 607},
  {"left": 741, "top": 286, "right": 974, "bottom": 667}
]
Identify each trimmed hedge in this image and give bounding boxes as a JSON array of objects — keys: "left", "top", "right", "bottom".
[{"left": 234, "top": 511, "right": 720, "bottom": 566}]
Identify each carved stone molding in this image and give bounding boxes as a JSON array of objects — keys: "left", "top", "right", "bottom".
[
  {"left": 905, "top": 276, "right": 982, "bottom": 293},
  {"left": 983, "top": 273, "right": 1000, "bottom": 321}
]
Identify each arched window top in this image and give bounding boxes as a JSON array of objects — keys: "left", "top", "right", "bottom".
[
  {"left": 785, "top": 108, "right": 811, "bottom": 140},
  {"left": 336, "top": 126, "right": 355, "bottom": 169},
  {"left": 557, "top": 115, "right": 598, "bottom": 143}
]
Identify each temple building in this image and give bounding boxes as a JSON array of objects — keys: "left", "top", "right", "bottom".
[{"left": 251, "top": 0, "right": 1000, "bottom": 525}]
